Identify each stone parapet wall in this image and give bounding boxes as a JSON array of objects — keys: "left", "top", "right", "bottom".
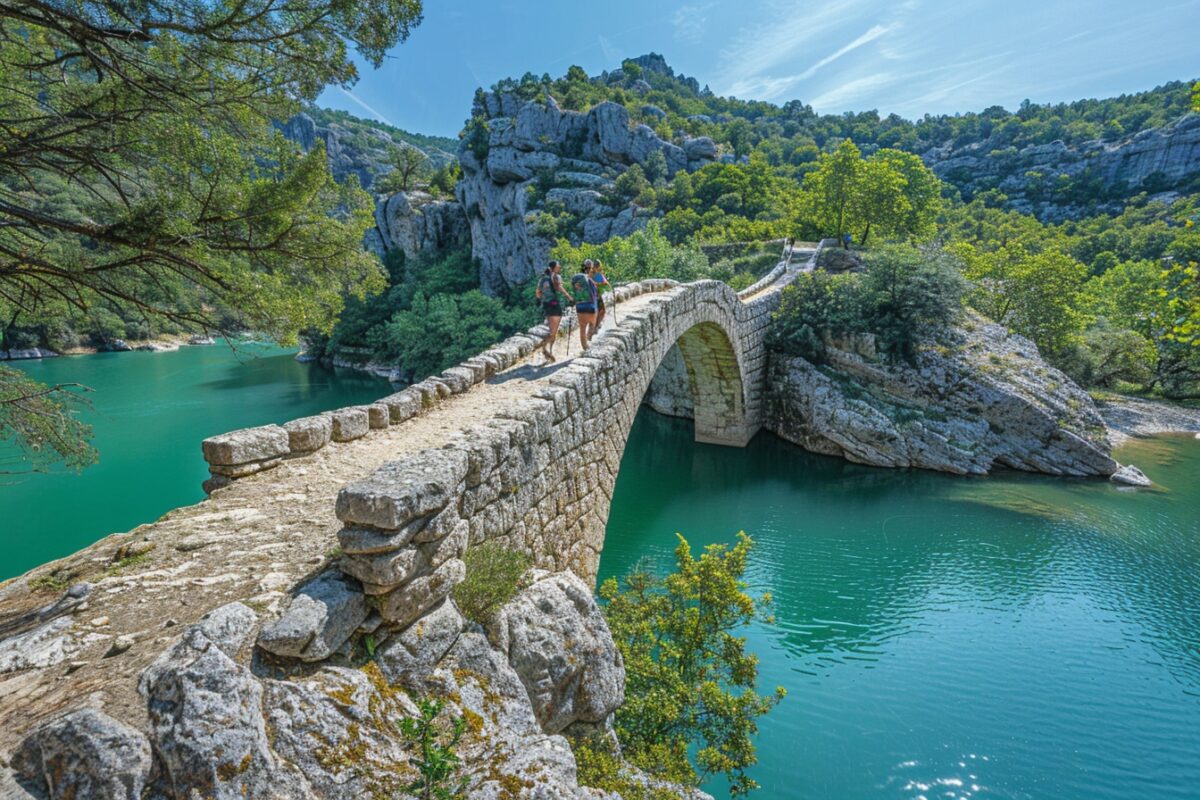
[{"left": 199, "top": 279, "right": 681, "bottom": 494}]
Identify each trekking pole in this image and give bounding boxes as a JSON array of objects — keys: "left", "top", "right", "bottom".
[{"left": 565, "top": 312, "right": 573, "bottom": 359}]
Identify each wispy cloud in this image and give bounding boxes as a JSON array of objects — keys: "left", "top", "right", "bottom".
[
  {"left": 808, "top": 72, "right": 898, "bottom": 109},
  {"left": 716, "top": 0, "right": 867, "bottom": 97},
  {"left": 796, "top": 24, "right": 895, "bottom": 82},
  {"left": 673, "top": 3, "right": 715, "bottom": 44},
  {"left": 597, "top": 34, "right": 621, "bottom": 64},
  {"left": 335, "top": 87, "right": 393, "bottom": 125}
]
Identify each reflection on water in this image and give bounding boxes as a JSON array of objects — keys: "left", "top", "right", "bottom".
[{"left": 601, "top": 413, "right": 1200, "bottom": 800}]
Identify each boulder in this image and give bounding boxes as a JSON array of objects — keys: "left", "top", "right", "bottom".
[
  {"left": 257, "top": 570, "right": 369, "bottom": 662},
  {"left": 138, "top": 604, "right": 307, "bottom": 799},
  {"left": 12, "top": 709, "right": 152, "bottom": 800},
  {"left": 283, "top": 414, "right": 333, "bottom": 454},
  {"left": 1111, "top": 463, "right": 1152, "bottom": 486},
  {"left": 488, "top": 571, "right": 625, "bottom": 734},
  {"left": 376, "top": 599, "right": 464, "bottom": 684},
  {"left": 202, "top": 425, "right": 289, "bottom": 466}
]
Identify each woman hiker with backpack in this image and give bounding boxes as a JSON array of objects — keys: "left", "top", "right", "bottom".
[
  {"left": 535, "top": 260, "right": 574, "bottom": 363},
  {"left": 571, "top": 260, "right": 599, "bottom": 351}
]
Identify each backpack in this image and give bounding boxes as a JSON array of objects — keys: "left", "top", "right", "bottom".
[
  {"left": 536, "top": 274, "right": 553, "bottom": 301},
  {"left": 571, "top": 273, "right": 593, "bottom": 301}
]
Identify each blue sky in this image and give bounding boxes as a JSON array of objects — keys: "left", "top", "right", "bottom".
[{"left": 319, "top": 0, "right": 1200, "bottom": 138}]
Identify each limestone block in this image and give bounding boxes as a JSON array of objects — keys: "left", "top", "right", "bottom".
[
  {"left": 376, "top": 600, "right": 464, "bottom": 684},
  {"left": 365, "top": 403, "right": 389, "bottom": 429},
  {"left": 13, "top": 709, "right": 152, "bottom": 800},
  {"left": 208, "top": 457, "right": 283, "bottom": 478},
  {"left": 378, "top": 558, "right": 465, "bottom": 628},
  {"left": 330, "top": 407, "right": 370, "bottom": 442},
  {"left": 283, "top": 414, "right": 332, "bottom": 454},
  {"left": 381, "top": 389, "right": 422, "bottom": 424},
  {"left": 257, "top": 570, "right": 368, "bottom": 662},
  {"left": 336, "top": 449, "right": 469, "bottom": 530},
  {"left": 202, "top": 425, "right": 289, "bottom": 466}
]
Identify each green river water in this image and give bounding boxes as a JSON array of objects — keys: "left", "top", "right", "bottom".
[
  {"left": 1, "top": 343, "right": 389, "bottom": 578},
  {"left": 4, "top": 346, "right": 1200, "bottom": 800},
  {"left": 602, "top": 411, "right": 1200, "bottom": 800}
]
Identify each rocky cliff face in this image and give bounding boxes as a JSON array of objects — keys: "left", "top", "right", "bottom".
[
  {"left": 924, "top": 112, "right": 1200, "bottom": 221},
  {"left": 763, "top": 316, "right": 1117, "bottom": 476},
  {"left": 646, "top": 313, "right": 1118, "bottom": 477},
  {"left": 457, "top": 92, "right": 718, "bottom": 294},
  {"left": 8, "top": 571, "right": 706, "bottom": 799},
  {"left": 364, "top": 190, "right": 470, "bottom": 262}
]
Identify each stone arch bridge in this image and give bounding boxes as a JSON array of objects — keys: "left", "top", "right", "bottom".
[{"left": 327, "top": 262, "right": 804, "bottom": 630}]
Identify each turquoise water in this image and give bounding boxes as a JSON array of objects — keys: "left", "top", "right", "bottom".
[
  {"left": 601, "top": 411, "right": 1200, "bottom": 800},
  {"left": 1, "top": 343, "right": 389, "bottom": 579}
]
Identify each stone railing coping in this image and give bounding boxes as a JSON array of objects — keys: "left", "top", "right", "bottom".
[{"left": 198, "top": 278, "right": 684, "bottom": 493}]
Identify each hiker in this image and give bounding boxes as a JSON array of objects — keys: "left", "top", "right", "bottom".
[
  {"left": 571, "top": 260, "right": 599, "bottom": 350},
  {"left": 591, "top": 258, "right": 610, "bottom": 337},
  {"left": 536, "top": 260, "right": 573, "bottom": 362}
]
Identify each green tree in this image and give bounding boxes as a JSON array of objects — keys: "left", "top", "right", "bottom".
[
  {"left": 1193, "top": 81, "right": 1200, "bottom": 112},
  {"left": 951, "top": 243, "right": 1089, "bottom": 358},
  {"left": 800, "top": 140, "right": 863, "bottom": 245},
  {"left": 853, "top": 158, "right": 909, "bottom": 246},
  {"left": 0, "top": 367, "right": 95, "bottom": 473},
  {"left": 598, "top": 533, "right": 785, "bottom": 797},
  {"left": 0, "top": 0, "right": 423, "bottom": 469},
  {"left": 859, "top": 246, "right": 967, "bottom": 362},
  {"left": 378, "top": 145, "right": 432, "bottom": 194},
  {"left": 872, "top": 149, "right": 943, "bottom": 241}
]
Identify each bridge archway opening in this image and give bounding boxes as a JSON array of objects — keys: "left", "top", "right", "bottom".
[{"left": 649, "top": 321, "right": 752, "bottom": 448}]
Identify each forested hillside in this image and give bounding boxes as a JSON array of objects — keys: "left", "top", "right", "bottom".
[{"left": 487, "top": 53, "right": 1198, "bottom": 220}]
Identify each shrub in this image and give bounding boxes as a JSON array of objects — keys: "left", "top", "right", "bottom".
[
  {"left": 769, "top": 244, "right": 966, "bottom": 364},
  {"left": 599, "top": 533, "right": 784, "bottom": 797},
  {"left": 397, "top": 698, "right": 468, "bottom": 800},
  {"left": 572, "top": 735, "right": 680, "bottom": 800},
  {"left": 452, "top": 541, "right": 532, "bottom": 624}
]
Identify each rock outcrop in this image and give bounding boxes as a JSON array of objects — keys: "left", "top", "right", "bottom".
[
  {"left": 9, "top": 576, "right": 686, "bottom": 800},
  {"left": 643, "top": 311, "right": 1120, "bottom": 477},
  {"left": 365, "top": 189, "right": 470, "bottom": 262},
  {"left": 923, "top": 112, "right": 1200, "bottom": 221},
  {"left": 762, "top": 317, "right": 1117, "bottom": 476},
  {"left": 458, "top": 91, "right": 718, "bottom": 294},
  {"left": 278, "top": 112, "right": 456, "bottom": 190}
]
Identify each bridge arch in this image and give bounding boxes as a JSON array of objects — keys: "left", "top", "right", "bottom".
[{"left": 334, "top": 279, "right": 784, "bottom": 623}]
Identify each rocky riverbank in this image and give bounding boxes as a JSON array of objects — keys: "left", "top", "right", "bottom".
[
  {"left": 645, "top": 312, "right": 1121, "bottom": 477},
  {"left": 1095, "top": 395, "right": 1200, "bottom": 446}
]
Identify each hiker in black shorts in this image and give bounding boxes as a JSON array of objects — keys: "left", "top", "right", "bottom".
[
  {"left": 535, "top": 260, "right": 573, "bottom": 363},
  {"left": 590, "top": 258, "right": 609, "bottom": 338},
  {"left": 571, "top": 260, "right": 599, "bottom": 350}
]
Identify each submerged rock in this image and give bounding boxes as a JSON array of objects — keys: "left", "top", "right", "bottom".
[{"left": 1111, "top": 464, "right": 1152, "bottom": 486}]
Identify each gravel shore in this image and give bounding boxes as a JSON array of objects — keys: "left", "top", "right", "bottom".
[{"left": 1096, "top": 395, "right": 1200, "bottom": 447}]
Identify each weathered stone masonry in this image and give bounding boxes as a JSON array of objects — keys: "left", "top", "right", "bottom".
[{"left": 330, "top": 278, "right": 785, "bottom": 632}]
